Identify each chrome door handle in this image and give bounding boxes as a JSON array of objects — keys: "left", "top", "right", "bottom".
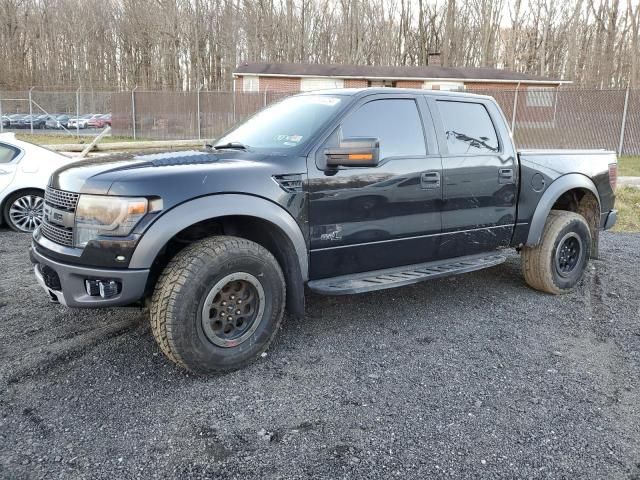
[
  {"left": 421, "top": 171, "right": 440, "bottom": 189},
  {"left": 498, "top": 168, "right": 514, "bottom": 184}
]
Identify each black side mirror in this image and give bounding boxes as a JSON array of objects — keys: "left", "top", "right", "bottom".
[{"left": 324, "top": 137, "right": 380, "bottom": 168}]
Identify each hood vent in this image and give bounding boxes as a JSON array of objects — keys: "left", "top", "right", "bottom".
[
  {"left": 145, "top": 151, "right": 220, "bottom": 167},
  {"left": 273, "top": 174, "right": 303, "bottom": 193}
]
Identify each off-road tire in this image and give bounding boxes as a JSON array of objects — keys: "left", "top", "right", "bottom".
[
  {"left": 149, "top": 236, "right": 286, "bottom": 373},
  {"left": 521, "top": 210, "right": 591, "bottom": 294}
]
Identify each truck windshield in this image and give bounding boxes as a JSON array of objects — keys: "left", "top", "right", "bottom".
[{"left": 215, "top": 95, "right": 344, "bottom": 151}]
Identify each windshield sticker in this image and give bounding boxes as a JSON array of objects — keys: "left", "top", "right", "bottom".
[
  {"left": 276, "top": 134, "right": 303, "bottom": 144},
  {"left": 305, "top": 96, "right": 341, "bottom": 106}
]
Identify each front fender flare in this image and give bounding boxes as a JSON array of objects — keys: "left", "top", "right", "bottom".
[
  {"left": 526, "top": 173, "right": 600, "bottom": 246},
  {"left": 129, "top": 194, "right": 308, "bottom": 280}
]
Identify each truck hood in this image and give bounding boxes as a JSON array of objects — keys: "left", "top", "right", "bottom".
[{"left": 49, "top": 149, "right": 307, "bottom": 207}]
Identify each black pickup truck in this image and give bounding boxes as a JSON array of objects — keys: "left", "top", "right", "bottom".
[{"left": 30, "top": 88, "right": 618, "bottom": 373}]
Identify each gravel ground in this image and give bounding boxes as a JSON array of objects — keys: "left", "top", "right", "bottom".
[{"left": 1, "top": 230, "right": 639, "bottom": 479}]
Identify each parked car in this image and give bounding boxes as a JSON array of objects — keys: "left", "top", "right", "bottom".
[
  {"left": 45, "top": 114, "right": 71, "bottom": 129},
  {"left": 30, "top": 88, "right": 618, "bottom": 373},
  {"left": 8, "top": 114, "right": 27, "bottom": 128},
  {"left": 68, "top": 113, "right": 100, "bottom": 129},
  {"left": 19, "top": 114, "right": 49, "bottom": 129},
  {"left": 15, "top": 115, "right": 33, "bottom": 129},
  {"left": 87, "top": 113, "right": 106, "bottom": 128},
  {"left": 1, "top": 116, "right": 9, "bottom": 128},
  {"left": 0, "top": 132, "right": 75, "bottom": 232},
  {"left": 89, "top": 113, "right": 111, "bottom": 129}
]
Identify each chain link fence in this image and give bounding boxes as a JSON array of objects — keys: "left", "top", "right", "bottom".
[
  {"left": 0, "top": 88, "right": 114, "bottom": 136},
  {"left": 1, "top": 87, "right": 639, "bottom": 155},
  {"left": 111, "top": 89, "right": 293, "bottom": 140},
  {"left": 471, "top": 87, "right": 637, "bottom": 153}
]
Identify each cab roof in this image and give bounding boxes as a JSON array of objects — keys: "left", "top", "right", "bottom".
[{"left": 298, "top": 87, "right": 492, "bottom": 101}]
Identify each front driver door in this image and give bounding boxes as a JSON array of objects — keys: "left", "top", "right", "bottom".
[{"left": 307, "top": 95, "right": 443, "bottom": 280}]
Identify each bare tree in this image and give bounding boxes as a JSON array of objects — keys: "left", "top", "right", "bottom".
[{"left": 0, "top": 0, "right": 638, "bottom": 91}]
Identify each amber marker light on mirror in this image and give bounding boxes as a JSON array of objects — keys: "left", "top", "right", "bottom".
[{"left": 348, "top": 153, "right": 373, "bottom": 161}]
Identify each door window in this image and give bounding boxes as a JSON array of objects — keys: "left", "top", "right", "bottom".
[
  {"left": 0, "top": 144, "right": 20, "bottom": 163},
  {"left": 436, "top": 101, "right": 499, "bottom": 154},
  {"left": 341, "top": 99, "right": 426, "bottom": 159}
]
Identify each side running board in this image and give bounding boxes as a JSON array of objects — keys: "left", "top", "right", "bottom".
[{"left": 307, "top": 253, "right": 507, "bottom": 295}]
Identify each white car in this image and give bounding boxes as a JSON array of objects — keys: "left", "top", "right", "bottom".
[
  {"left": 0, "top": 133, "right": 75, "bottom": 232},
  {"left": 68, "top": 114, "right": 99, "bottom": 129}
]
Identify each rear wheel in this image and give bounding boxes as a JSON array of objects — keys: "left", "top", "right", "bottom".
[
  {"left": 3, "top": 189, "right": 44, "bottom": 233},
  {"left": 521, "top": 210, "right": 591, "bottom": 294},
  {"left": 149, "top": 236, "right": 286, "bottom": 373}
]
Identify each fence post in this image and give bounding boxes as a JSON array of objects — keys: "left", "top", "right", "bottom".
[
  {"left": 552, "top": 85, "right": 560, "bottom": 127},
  {"left": 76, "top": 87, "right": 81, "bottom": 138},
  {"left": 232, "top": 88, "right": 236, "bottom": 123},
  {"left": 0, "top": 97, "right": 3, "bottom": 133},
  {"left": 617, "top": 86, "right": 630, "bottom": 156},
  {"left": 29, "top": 87, "right": 34, "bottom": 134},
  {"left": 511, "top": 82, "right": 520, "bottom": 134},
  {"left": 263, "top": 87, "right": 268, "bottom": 107},
  {"left": 131, "top": 86, "right": 138, "bottom": 140},
  {"left": 197, "top": 85, "right": 202, "bottom": 140}
]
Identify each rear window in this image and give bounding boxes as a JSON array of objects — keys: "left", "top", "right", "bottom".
[
  {"left": 436, "top": 101, "right": 499, "bottom": 154},
  {"left": 0, "top": 143, "right": 20, "bottom": 163}
]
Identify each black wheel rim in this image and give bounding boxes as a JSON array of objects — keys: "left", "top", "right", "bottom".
[
  {"left": 554, "top": 232, "right": 583, "bottom": 277},
  {"left": 201, "top": 272, "right": 265, "bottom": 348}
]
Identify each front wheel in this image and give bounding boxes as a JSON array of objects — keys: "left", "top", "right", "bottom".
[
  {"left": 521, "top": 210, "right": 591, "bottom": 294},
  {"left": 3, "top": 189, "right": 44, "bottom": 233},
  {"left": 149, "top": 236, "right": 286, "bottom": 373}
]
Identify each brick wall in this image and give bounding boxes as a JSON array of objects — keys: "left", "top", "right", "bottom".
[
  {"left": 258, "top": 76, "right": 300, "bottom": 92},
  {"left": 344, "top": 79, "right": 368, "bottom": 88},
  {"left": 234, "top": 75, "right": 300, "bottom": 92},
  {"left": 234, "top": 76, "right": 561, "bottom": 93}
]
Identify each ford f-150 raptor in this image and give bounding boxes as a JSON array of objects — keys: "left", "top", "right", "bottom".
[{"left": 30, "top": 88, "right": 618, "bottom": 373}]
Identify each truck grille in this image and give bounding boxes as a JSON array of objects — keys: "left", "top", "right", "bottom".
[
  {"left": 45, "top": 187, "right": 79, "bottom": 211},
  {"left": 41, "top": 187, "right": 78, "bottom": 246},
  {"left": 41, "top": 221, "right": 74, "bottom": 246}
]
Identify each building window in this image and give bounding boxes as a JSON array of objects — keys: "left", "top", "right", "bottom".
[
  {"left": 423, "top": 81, "right": 464, "bottom": 91},
  {"left": 242, "top": 75, "right": 259, "bottom": 92},
  {"left": 368, "top": 80, "right": 396, "bottom": 88},
  {"left": 526, "top": 87, "right": 555, "bottom": 107},
  {"left": 300, "top": 78, "right": 345, "bottom": 91}
]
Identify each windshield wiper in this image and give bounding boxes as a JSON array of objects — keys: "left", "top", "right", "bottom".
[{"left": 212, "top": 142, "right": 250, "bottom": 151}]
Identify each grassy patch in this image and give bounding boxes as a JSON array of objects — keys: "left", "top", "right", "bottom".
[
  {"left": 15, "top": 134, "right": 137, "bottom": 145},
  {"left": 618, "top": 156, "right": 640, "bottom": 177},
  {"left": 613, "top": 186, "right": 640, "bottom": 232}
]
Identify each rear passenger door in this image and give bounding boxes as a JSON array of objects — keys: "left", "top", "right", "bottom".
[
  {"left": 0, "top": 143, "right": 21, "bottom": 192},
  {"left": 428, "top": 97, "right": 518, "bottom": 256}
]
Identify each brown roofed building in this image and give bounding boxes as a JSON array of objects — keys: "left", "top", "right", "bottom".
[{"left": 233, "top": 60, "right": 570, "bottom": 94}]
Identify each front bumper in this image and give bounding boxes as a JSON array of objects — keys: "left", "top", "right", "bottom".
[{"left": 30, "top": 243, "right": 149, "bottom": 308}]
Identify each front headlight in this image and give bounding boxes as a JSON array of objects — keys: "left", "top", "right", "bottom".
[{"left": 74, "top": 194, "right": 148, "bottom": 247}]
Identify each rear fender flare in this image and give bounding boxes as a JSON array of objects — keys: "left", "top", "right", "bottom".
[{"left": 526, "top": 173, "right": 600, "bottom": 246}]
